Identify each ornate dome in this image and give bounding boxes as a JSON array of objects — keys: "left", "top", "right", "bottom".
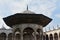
[{"left": 22, "top": 10, "right": 35, "bottom": 14}]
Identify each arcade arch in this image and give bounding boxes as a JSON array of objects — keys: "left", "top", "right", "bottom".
[
  {"left": 23, "top": 27, "right": 34, "bottom": 40},
  {"left": 0, "top": 32, "right": 6, "bottom": 40},
  {"left": 54, "top": 33, "right": 58, "bottom": 40},
  {"left": 8, "top": 33, "right": 13, "bottom": 40},
  {"left": 15, "top": 28, "right": 21, "bottom": 40},
  {"left": 49, "top": 34, "right": 53, "bottom": 40}
]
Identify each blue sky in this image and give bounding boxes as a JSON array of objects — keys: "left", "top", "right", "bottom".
[{"left": 0, "top": 0, "right": 60, "bottom": 31}]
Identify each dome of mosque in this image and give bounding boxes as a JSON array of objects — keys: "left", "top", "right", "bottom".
[{"left": 22, "top": 10, "right": 35, "bottom": 14}]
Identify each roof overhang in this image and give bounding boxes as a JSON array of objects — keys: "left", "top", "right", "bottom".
[{"left": 3, "top": 13, "right": 52, "bottom": 27}]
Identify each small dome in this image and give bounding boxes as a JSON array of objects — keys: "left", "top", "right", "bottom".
[{"left": 22, "top": 10, "right": 35, "bottom": 14}]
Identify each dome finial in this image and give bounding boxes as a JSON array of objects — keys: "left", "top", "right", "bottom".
[{"left": 27, "top": 5, "right": 28, "bottom": 10}]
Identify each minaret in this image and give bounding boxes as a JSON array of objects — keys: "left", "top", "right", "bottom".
[
  {"left": 53, "top": 26, "right": 55, "bottom": 30},
  {"left": 57, "top": 24, "right": 59, "bottom": 29},
  {"left": 49, "top": 27, "right": 50, "bottom": 31},
  {"left": 27, "top": 5, "right": 28, "bottom": 10}
]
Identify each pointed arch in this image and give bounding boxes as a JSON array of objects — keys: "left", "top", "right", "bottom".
[
  {"left": 16, "top": 33, "right": 21, "bottom": 40},
  {"left": 54, "top": 33, "right": 58, "bottom": 40},
  {"left": 49, "top": 34, "right": 53, "bottom": 40},
  {"left": 23, "top": 27, "right": 34, "bottom": 40},
  {"left": 0, "top": 32, "right": 6, "bottom": 40},
  {"left": 15, "top": 28, "right": 21, "bottom": 40},
  {"left": 8, "top": 33, "right": 13, "bottom": 40},
  {"left": 23, "top": 27, "right": 34, "bottom": 33}
]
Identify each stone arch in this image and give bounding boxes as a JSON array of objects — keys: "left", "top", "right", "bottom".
[
  {"left": 54, "top": 33, "right": 58, "bottom": 40},
  {"left": 0, "top": 32, "right": 6, "bottom": 40},
  {"left": 46, "top": 34, "right": 49, "bottom": 40},
  {"left": 8, "top": 33, "right": 13, "bottom": 40},
  {"left": 23, "top": 27, "right": 34, "bottom": 40},
  {"left": 14, "top": 28, "right": 21, "bottom": 40},
  {"left": 49, "top": 34, "right": 53, "bottom": 40}
]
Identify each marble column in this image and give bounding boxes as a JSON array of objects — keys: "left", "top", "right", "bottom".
[
  {"left": 34, "top": 30, "right": 37, "bottom": 40},
  {"left": 58, "top": 33, "right": 59, "bottom": 40},
  {"left": 53, "top": 34, "right": 54, "bottom": 40},
  {"left": 12, "top": 33, "right": 15, "bottom": 40},
  {"left": 6, "top": 36, "right": 8, "bottom": 40},
  {"left": 40, "top": 29, "right": 43, "bottom": 40},
  {"left": 21, "top": 31, "right": 23, "bottom": 40}
]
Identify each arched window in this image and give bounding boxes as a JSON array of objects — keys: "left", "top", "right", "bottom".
[
  {"left": 54, "top": 33, "right": 58, "bottom": 40},
  {"left": 16, "top": 33, "right": 20, "bottom": 40},
  {"left": 8, "top": 33, "right": 12, "bottom": 40},
  {"left": 46, "top": 35, "right": 49, "bottom": 40},
  {"left": 23, "top": 27, "right": 34, "bottom": 40},
  {"left": 15, "top": 28, "right": 21, "bottom": 40},
  {"left": 49, "top": 34, "right": 53, "bottom": 40},
  {"left": 0, "top": 33, "right": 6, "bottom": 40}
]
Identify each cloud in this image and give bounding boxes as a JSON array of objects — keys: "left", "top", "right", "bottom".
[
  {"left": 0, "top": 0, "right": 32, "bottom": 14},
  {"left": 0, "top": 0, "right": 57, "bottom": 17},
  {"left": 29, "top": 0, "right": 57, "bottom": 17},
  {"left": 0, "top": 16, "right": 4, "bottom": 28},
  {"left": 9, "top": 0, "right": 32, "bottom": 14},
  {"left": 55, "top": 14, "right": 60, "bottom": 18}
]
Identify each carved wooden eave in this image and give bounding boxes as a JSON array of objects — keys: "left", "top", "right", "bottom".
[{"left": 3, "top": 13, "right": 52, "bottom": 27}]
